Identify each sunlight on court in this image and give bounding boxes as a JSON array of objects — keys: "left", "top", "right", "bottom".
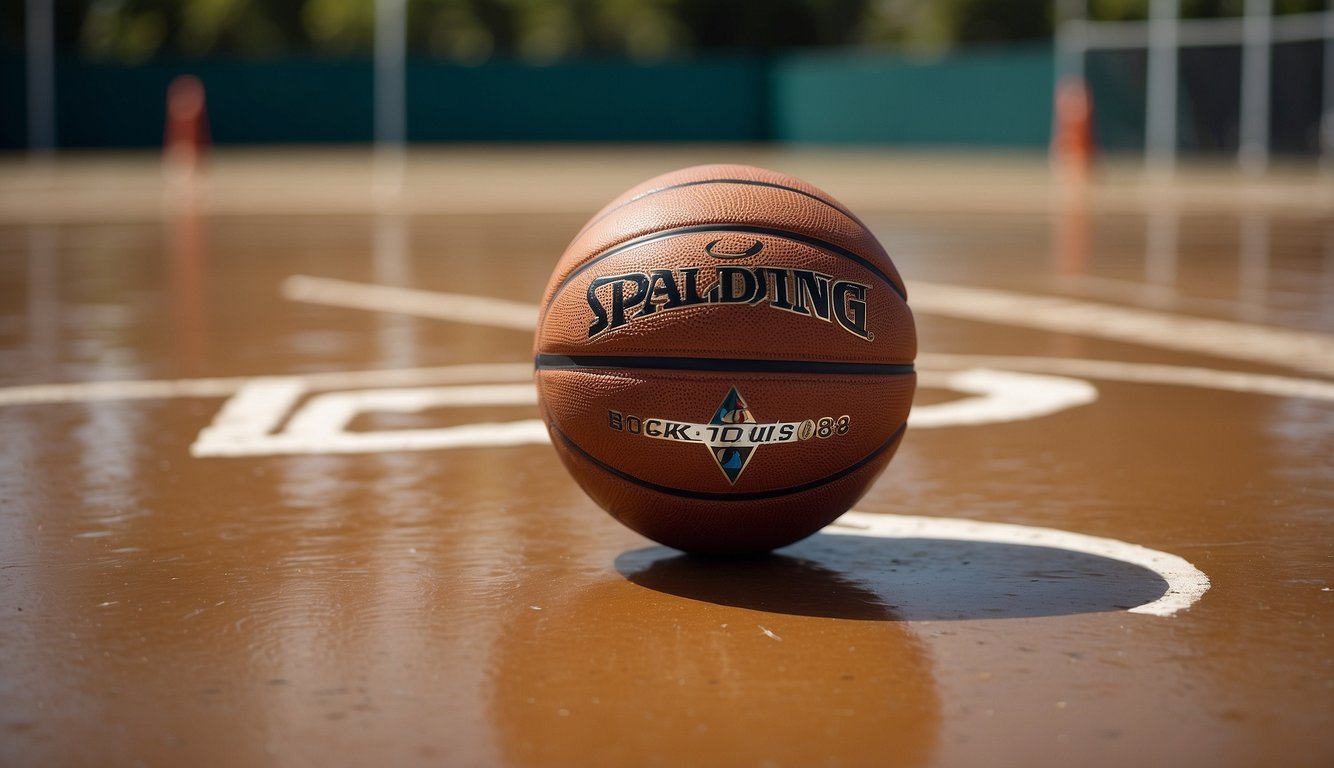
[{"left": 2, "top": 2, "right": 1331, "bottom": 767}]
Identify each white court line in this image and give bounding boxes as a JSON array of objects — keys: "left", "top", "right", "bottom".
[
  {"left": 919, "top": 354, "right": 1334, "bottom": 401},
  {"left": 912, "top": 369, "right": 1097, "bottom": 427},
  {"left": 827, "top": 511, "right": 1210, "bottom": 617},
  {"left": 283, "top": 276, "right": 1333, "bottom": 378},
  {"left": 3, "top": 357, "right": 1333, "bottom": 409},
  {"left": 911, "top": 281, "right": 1334, "bottom": 378},
  {"left": 0, "top": 362, "right": 535, "bottom": 407},
  {"left": 193, "top": 377, "right": 305, "bottom": 443},
  {"left": 186, "top": 369, "right": 1099, "bottom": 457},
  {"left": 286, "top": 384, "right": 538, "bottom": 436},
  {"left": 194, "top": 419, "right": 552, "bottom": 457},
  {"left": 282, "top": 275, "right": 538, "bottom": 331}
]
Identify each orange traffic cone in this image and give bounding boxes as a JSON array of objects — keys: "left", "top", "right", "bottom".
[
  {"left": 165, "top": 75, "right": 209, "bottom": 180},
  {"left": 1051, "top": 76, "right": 1095, "bottom": 185}
]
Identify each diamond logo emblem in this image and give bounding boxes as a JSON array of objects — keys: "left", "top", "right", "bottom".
[{"left": 707, "top": 386, "right": 758, "bottom": 484}]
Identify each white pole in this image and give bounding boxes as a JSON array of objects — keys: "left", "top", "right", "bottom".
[
  {"left": 1239, "top": 0, "right": 1272, "bottom": 174},
  {"left": 1055, "top": 0, "right": 1088, "bottom": 83},
  {"left": 25, "top": 0, "right": 56, "bottom": 155},
  {"left": 374, "top": 0, "right": 408, "bottom": 201},
  {"left": 1145, "top": 0, "right": 1180, "bottom": 175}
]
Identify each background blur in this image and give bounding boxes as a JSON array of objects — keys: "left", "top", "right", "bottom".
[{"left": 1, "top": 0, "right": 1328, "bottom": 158}]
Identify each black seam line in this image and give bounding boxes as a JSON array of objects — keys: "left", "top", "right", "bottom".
[
  {"left": 535, "top": 354, "right": 915, "bottom": 376},
  {"left": 574, "top": 178, "right": 859, "bottom": 238},
  {"left": 551, "top": 422, "right": 907, "bottom": 503},
  {"left": 545, "top": 224, "right": 908, "bottom": 320}
]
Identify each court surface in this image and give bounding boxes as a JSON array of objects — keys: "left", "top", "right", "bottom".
[{"left": 1, "top": 148, "right": 1331, "bottom": 767}]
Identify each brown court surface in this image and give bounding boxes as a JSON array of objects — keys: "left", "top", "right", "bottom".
[{"left": 1, "top": 149, "right": 1332, "bottom": 767}]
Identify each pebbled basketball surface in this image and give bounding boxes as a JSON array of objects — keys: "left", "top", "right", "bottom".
[{"left": 534, "top": 165, "right": 917, "bottom": 553}]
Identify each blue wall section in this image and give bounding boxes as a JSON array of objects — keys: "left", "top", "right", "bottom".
[
  {"left": 772, "top": 46, "right": 1053, "bottom": 145},
  {"left": 0, "top": 48, "right": 1056, "bottom": 149}
]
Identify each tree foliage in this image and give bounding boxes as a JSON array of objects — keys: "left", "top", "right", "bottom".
[{"left": 9, "top": 0, "right": 1328, "bottom": 62}]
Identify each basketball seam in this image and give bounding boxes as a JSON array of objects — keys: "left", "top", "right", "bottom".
[
  {"left": 549, "top": 421, "right": 906, "bottom": 503},
  {"left": 536, "top": 341, "right": 914, "bottom": 365},
  {"left": 540, "top": 224, "right": 908, "bottom": 327},
  {"left": 537, "top": 369, "right": 917, "bottom": 386},
  {"left": 573, "top": 177, "right": 866, "bottom": 239},
  {"left": 534, "top": 355, "right": 915, "bottom": 375}
]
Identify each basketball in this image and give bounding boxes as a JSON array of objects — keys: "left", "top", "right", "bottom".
[{"left": 534, "top": 164, "right": 916, "bottom": 554}]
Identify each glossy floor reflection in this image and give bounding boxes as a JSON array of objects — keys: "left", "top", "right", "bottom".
[{"left": 1, "top": 153, "right": 1331, "bottom": 768}]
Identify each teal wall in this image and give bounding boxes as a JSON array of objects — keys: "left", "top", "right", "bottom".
[
  {"left": 55, "top": 57, "right": 373, "bottom": 147},
  {"left": 1, "top": 47, "right": 1055, "bottom": 149},
  {"left": 405, "top": 57, "right": 767, "bottom": 142},
  {"left": 772, "top": 46, "right": 1052, "bottom": 145}
]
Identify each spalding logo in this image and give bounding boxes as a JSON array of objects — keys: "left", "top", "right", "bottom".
[
  {"left": 589, "top": 266, "right": 869, "bottom": 338},
  {"left": 586, "top": 263, "right": 871, "bottom": 339}
]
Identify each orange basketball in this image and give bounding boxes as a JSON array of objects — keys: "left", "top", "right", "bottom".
[{"left": 534, "top": 164, "right": 916, "bottom": 554}]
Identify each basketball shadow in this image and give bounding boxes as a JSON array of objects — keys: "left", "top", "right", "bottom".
[{"left": 617, "top": 531, "right": 1170, "bottom": 621}]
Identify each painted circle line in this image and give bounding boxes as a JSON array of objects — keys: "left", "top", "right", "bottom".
[
  {"left": 912, "top": 368, "right": 1097, "bottom": 428},
  {"left": 826, "top": 511, "right": 1210, "bottom": 618}
]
